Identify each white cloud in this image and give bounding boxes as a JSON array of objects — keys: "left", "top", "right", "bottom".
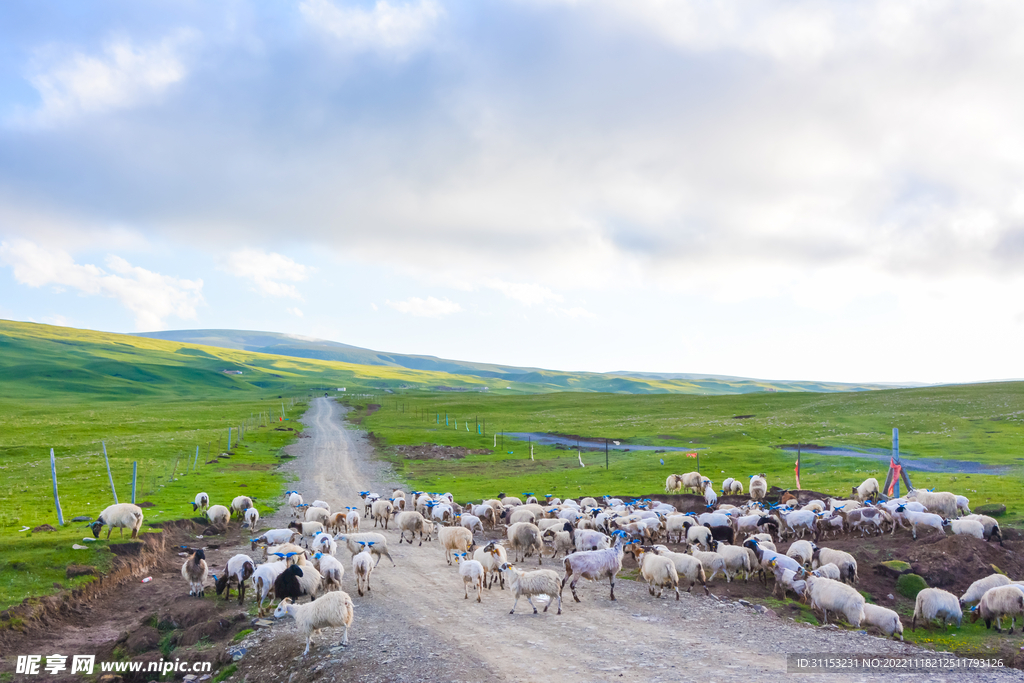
[
  {"left": 300, "top": 0, "right": 441, "bottom": 53},
  {"left": 482, "top": 278, "right": 562, "bottom": 306},
  {"left": 288, "top": 307, "right": 304, "bottom": 317},
  {"left": 27, "top": 32, "right": 191, "bottom": 123},
  {"left": 0, "top": 239, "right": 203, "bottom": 330},
  {"left": 557, "top": 306, "right": 596, "bottom": 319},
  {"left": 222, "top": 249, "right": 315, "bottom": 300},
  {"left": 386, "top": 296, "right": 461, "bottom": 317},
  {"left": 370, "top": 302, "right": 379, "bottom": 311}
]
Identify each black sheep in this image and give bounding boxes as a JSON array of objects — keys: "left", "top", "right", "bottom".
[
  {"left": 704, "top": 523, "right": 734, "bottom": 545},
  {"left": 273, "top": 564, "right": 317, "bottom": 604}
]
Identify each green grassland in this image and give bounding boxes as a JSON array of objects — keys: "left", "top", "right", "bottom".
[{"left": 349, "top": 385, "right": 1024, "bottom": 523}]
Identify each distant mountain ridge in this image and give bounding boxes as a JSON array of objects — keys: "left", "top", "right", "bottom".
[{"left": 133, "top": 328, "right": 902, "bottom": 394}]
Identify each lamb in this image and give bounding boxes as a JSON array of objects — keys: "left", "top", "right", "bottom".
[
  {"left": 439, "top": 525, "right": 476, "bottom": 565},
  {"left": 913, "top": 588, "right": 962, "bottom": 630},
  {"left": 665, "top": 515, "right": 692, "bottom": 543},
  {"left": 804, "top": 575, "right": 864, "bottom": 627},
  {"left": 955, "top": 495, "right": 971, "bottom": 516},
  {"left": 905, "top": 490, "right": 958, "bottom": 519},
  {"left": 960, "top": 573, "right": 1012, "bottom": 607},
  {"left": 721, "top": 477, "right": 743, "bottom": 495},
  {"left": 668, "top": 472, "right": 704, "bottom": 494},
  {"left": 767, "top": 560, "right": 805, "bottom": 599},
  {"left": 215, "top": 553, "right": 256, "bottom": 604},
  {"left": 312, "top": 532, "right": 337, "bottom": 556},
  {"left": 311, "top": 499, "right": 331, "bottom": 513},
  {"left": 688, "top": 544, "right": 728, "bottom": 582},
  {"left": 251, "top": 528, "right": 297, "bottom": 553},
  {"left": 371, "top": 499, "right": 395, "bottom": 529},
  {"left": 312, "top": 552, "right": 345, "bottom": 592},
  {"left": 352, "top": 544, "right": 375, "bottom": 596},
  {"left": 810, "top": 563, "right": 842, "bottom": 581},
  {"left": 786, "top": 540, "right": 814, "bottom": 568},
  {"left": 810, "top": 546, "right": 858, "bottom": 584},
  {"left": 773, "top": 509, "right": 817, "bottom": 540},
  {"left": 972, "top": 585, "right": 1024, "bottom": 633},
  {"left": 244, "top": 506, "right": 260, "bottom": 530},
  {"left": 499, "top": 562, "right": 563, "bottom": 614},
  {"left": 181, "top": 549, "right": 208, "bottom": 597},
  {"left": 459, "top": 513, "right": 485, "bottom": 535},
  {"left": 251, "top": 560, "right": 286, "bottom": 616},
  {"left": 91, "top": 503, "right": 144, "bottom": 540},
  {"left": 686, "top": 525, "right": 712, "bottom": 551},
  {"left": 266, "top": 542, "right": 308, "bottom": 566},
  {"left": 231, "top": 495, "right": 253, "bottom": 518},
  {"left": 506, "top": 522, "right": 542, "bottom": 565},
  {"left": 712, "top": 541, "right": 751, "bottom": 582},
  {"left": 475, "top": 541, "right": 507, "bottom": 590},
  {"left": 286, "top": 490, "right": 304, "bottom": 514},
  {"left": 454, "top": 552, "right": 485, "bottom": 602},
  {"left": 289, "top": 521, "right": 326, "bottom": 546},
  {"left": 274, "top": 591, "right": 354, "bottom": 655},
  {"left": 650, "top": 545, "right": 709, "bottom": 595},
  {"left": 562, "top": 532, "right": 629, "bottom": 602},
  {"left": 744, "top": 538, "right": 800, "bottom": 586},
  {"left": 896, "top": 507, "right": 948, "bottom": 540},
  {"left": 634, "top": 546, "right": 680, "bottom": 600},
  {"left": 950, "top": 518, "right": 985, "bottom": 539},
  {"left": 851, "top": 477, "right": 879, "bottom": 503},
  {"left": 541, "top": 527, "right": 575, "bottom": 559},
  {"left": 396, "top": 511, "right": 431, "bottom": 545},
  {"left": 703, "top": 484, "right": 718, "bottom": 508},
  {"left": 305, "top": 506, "right": 331, "bottom": 526},
  {"left": 732, "top": 513, "right": 766, "bottom": 540},
  {"left": 469, "top": 504, "right": 497, "bottom": 528},
  {"left": 273, "top": 563, "right": 322, "bottom": 604},
  {"left": 962, "top": 514, "right": 1002, "bottom": 543},
  {"left": 335, "top": 532, "right": 395, "bottom": 567},
  {"left": 862, "top": 603, "right": 904, "bottom": 640},
  {"left": 749, "top": 474, "right": 768, "bottom": 501},
  {"left": 846, "top": 507, "right": 890, "bottom": 537},
  {"left": 802, "top": 500, "right": 826, "bottom": 513},
  {"left": 359, "top": 491, "right": 380, "bottom": 518},
  {"left": 192, "top": 492, "right": 209, "bottom": 513}
]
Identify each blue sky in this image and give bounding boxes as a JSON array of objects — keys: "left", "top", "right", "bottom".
[{"left": 1, "top": 0, "right": 1023, "bottom": 384}]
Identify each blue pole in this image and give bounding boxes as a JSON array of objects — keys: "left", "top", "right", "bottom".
[
  {"left": 193, "top": 445, "right": 200, "bottom": 472},
  {"left": 50, "top": 448, "right": 64, "bottom": 526},
  {"left": 102, "top": 441, "right": 118, "bottom": 504},
  {"left": 228, "top": 427, "right": 232, "bottom": 451},
  {"left": 132, "top": 461, "right": 137, "bottom": 503},
  {"left": 892, "top": 427, "right": 900, "bottom": 499}
]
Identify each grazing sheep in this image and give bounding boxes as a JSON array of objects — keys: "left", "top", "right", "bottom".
[
  {"left": 634, "top": 547, "right": 680, "bottom": 600},
  {"left": 767, "top": 561, "right": 805, "bottom": 599},
  {"left": 439, "top": 525, "right": 476, "bottom": 565},
  {"left": 397, "top": 511, "right": 431, "bottom": 545},
  {"left": 650, "top": 545, "right": 709, "bottom": 595},
  {"left": 506, "top": 523, "right": 543, "bottom": 565},
  {"left": 274, "top": 563, "right": 322, "bottom": 604},
  {"left": 862, "top": 603, "right": 904, "bottom": 640},
  {"left": 335, "top": 532, "right": 395, "bottom": 567},
  {"left": 371, "top": 499, "right": 394, "bottom": 529},
  {"left": 181, "top": 549, "right": 208, "bottom": 597},
  {"left": 851, "top": 477, "right": 880, "bottom": 503},
  {"left": 91, "top": 503, "right": 144, "bottom": 540},
  {"left": 562, "top": 533, "right": 629, "bottom": 602},
  {"left": 810, "top": 563, "right": 842, "bottom": 581},
  {"left": 787, "top": 540, "right": 814, "bottom": 568},
  {"left": 810, "top": 546, "right": 858, "bottom": 584},
  {"left": 688, "top": 544, "right": 728, "bottom": 582},
  {"left": 252, "top": 529, "right": 298, "bottom": 556},
  {"left": 231, "top": 496, "right": 253, "bottom": 518},
  {"left": 913, "top": 588, "right": 962, "bottom": 630},
  {"left": 244, "top": 507, "right": 260, "bottom": 530},
  {"left": 192, "top": 492, "right": 209, "bottom": 513},
  {"left": 713, "top": 541, "right": 751, "bottom": 582},
  {"left": 541, "top": 526, "right": 575, "bottom": 559},
  {"left": 950, "top": 518, "right": 985, "bottom": 539},
  {"left": 804, "top": 575, "right": 864, "bottom": 627},
  {"left": 251, "top": 560, "right": 287, "bottom": 616},
  {"left": 312, "top": 552, "right": 345, "bottom": 592},
  {"left": 475, "top": 541, "right": 507, "bottom": 590},
  {"left": 454, "top": 552, "right": 485, "bottom": 602},
  {"left": 961, "top": 574, "right": 1012, "bottom": 607},
  {"left": 206, "top": 504, "right": 230, "bottom": 527},
  {"left": 274, "top": 591, "right": 354, "bottom": 656},
  {"left": 722, "top": 477, "right": 743, "bottom": 495},
  {"left": 499, "top": 562, "right": 563, "bottom": 614},
  {"left": 352, "top": 545, "right": 375, "bottom": 596},
  {"left": 215, "top": 554, "right": 256, "bottom": 604},
  {"left": 905, "top": 490, "right": 958, "bottom": 519},
  {"left": 749, "top": 474, "right": 768, "bottom": 502},
  {"left": 955, "top": 495, "right": 971, "bottom": 516},
  {"left": 665, "top": 515, "right": 692, "bottom": 544},
  {"left": 972, "top": 585, "right": 1024, "bottom": 633},
  {"left": 703, "top": 484, "right": 718, "bottom": 508}
]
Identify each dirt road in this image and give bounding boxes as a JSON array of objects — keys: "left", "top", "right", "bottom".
[{"left": 236, "top": 399, "right": 1021, "bottom": 683}]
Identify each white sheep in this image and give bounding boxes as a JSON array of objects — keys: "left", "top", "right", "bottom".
[
  {"left": 371, "top": 499, "right": 395, "bottom": 529},
  {"left": 721, "top": 477, "right": 743, "bottom": 495},
  {"left": 686, "top": 525, "right": 712, "bottom": 551},
  {"left": 91, "top": 503, "right": 144, "bottom": 540},
  {"left": 862, "top": 603, "right": 903, "bottom": 640},
  {"left": 507, "top": 507, "right": 537, "bottom": 526},
  {"left": 897, "top": 507, "right": 948, "bottom": 540},
  {"left": 499, "top": 562, "right": 563, "bottom": 614},
  {"left": 231, "top": 495, "right": 253, "bottom": 518},
  {"left": 251, "top": 560, "right": 287, "bottom": 616},
  {"left": 439, "top": 526, "right": 476, "bottom": 565},
  {"left": 454, "top": 552, "right": 485, "bottom": 602},
  {"left": 274, "top": 591, "right": 355, "bottom": 655},
  {"left": 352, "top": 544, "right": 375, "bottom": 596},
  {"left": 286, "top": 490, "right": 304, "bottom": 513},
  {"left": 950, "top": 518, "right": 985, "bottom": 539},
  {"left": 767, "top": 561, "right": 805, "bottom": 599},
  {"left": 773, "top": 509, "right": 817, "bottom": 539},
  {"left": 541, "top": 527, "right": 574, "bottom": 559},
  {"left": 973, "top": 585, "right": 1024, "bottom": 633},
  {"left": 961, "top": 573, "right": 1012, "bottom": 607},
  {"left": 335, "top": 532, "right": 395, "bottom": 567},
  {"left": 289, "top": 521, "right": 326, "bottom": 546},
  {"left": 955, "top": 495, "right": 971, "bottom": 516},
  {"left": 713, "top": 541, "right": 751, "bottom": 581},
  {"left": 810, "top": 563, "right": 842, "bottom": 581},
  {"left": 216, "top": 553, "right": 256, "bottom": 604},
  {"left": 251, "top": 528, "right": 297, "bottom": 554},
  {"left": 650, "top": 546, "right": 709, "bottom": 595},
  {"left": 181, "top": 549, "right": 208, "bottom": 597},
  {"left": 574, "top": 529, "right": 612, "bottom": 552},
  {"left": 786, "top": 540, "right": 814, "bottom": 568},
  {"left": 506, "top": 523, "right": 542, "bottom": 565},
  {"left": 244, "top": 507, "right": 260, "bottom": 530},
  {"left": 810, "top": 546, "right": 858, "bottom": 584},
  {"left": 703, "top": 484, "right": 718, "bottom": 508},
  {"left": 749, "top": 474, "right": 768, "bottom": 501},
  {"left": 312, "top": 499, "right": 331, "bottom": 513},
  {"left": 206, "top": 504, "right": 230, "bottom": 527},
  {"left": 562, "top": 533, "right": 629, "bottom": 602},
  {"left": 192, "top": 492, "right": 209, "bottom": 513},
  {"left": 635, "top": 547, "right": 680, "bottom": 600},
  {"left": 459, "top": 513, "right": 485, "bottom": 535},
  {"left": 266, "top": 542, "right": 308, "bottom": 566},
  {"left": 913, "top": 588, "right": 962, "bottom": 630},
  {"left": 851, "top": 477, "right": 879, "bottom": 502},
  {"left": 475, "top": 541, "right": 508, "bottom": 590},
  {"left": 688, "top": 544, "right": 728, "bottom": 582},
  {"left": 905, "top": 490, "right": 958, "bottom": 519},
  {"left": 305, "top": 506, "right": 331, "bottom": 526},
  {"left": 804, "top": 575, "right": 864, "bottom": 627},
  {"left": 312, "top": 532, "right": 337, "bottom": 556},
  {"left": 312, "top": 551, "right": 345, "bottom": 592},
  {"left": 962, "top": 514, "right": 1002, "bottom": 542}
]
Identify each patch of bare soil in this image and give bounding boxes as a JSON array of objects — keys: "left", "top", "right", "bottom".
[{"left": 391, "top": 444, "right": 491, "bottom": 460}]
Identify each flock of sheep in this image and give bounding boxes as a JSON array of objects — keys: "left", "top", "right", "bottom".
[{"left": 88, "top": 468, "right": 1018, "bottom": 657}]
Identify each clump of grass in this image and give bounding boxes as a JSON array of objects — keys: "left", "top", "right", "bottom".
[
  {"left": 212, "top": 664, "right": 237, "bottom": 682},
  {"left": 896, "top": 573, "right": 928, "bottom": 600},
  {"left": 231, "top": 628, "right": 253, "bottom": 643}
]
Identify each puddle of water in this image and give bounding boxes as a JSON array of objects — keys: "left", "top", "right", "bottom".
[
  {"left": 503, "top": 432, "right": 701, "bottom": 452},
  {"left": 777, "top": 445, "right": 1010, "bottom": 474}
]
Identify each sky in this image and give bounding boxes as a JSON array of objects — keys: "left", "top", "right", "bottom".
[{"left": 1, "top": 0, "right": 1023, "bottom": 385}]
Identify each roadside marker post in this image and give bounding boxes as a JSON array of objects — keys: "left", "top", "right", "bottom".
[
  {"left": 102, "top": 440, "right": 118, "bottom": 504},
  {"left": 131, "top": 461, "right": 137, "bottom": 504},
  {"left": 50, "top": 448, "right": 65, "bottom": 526}
]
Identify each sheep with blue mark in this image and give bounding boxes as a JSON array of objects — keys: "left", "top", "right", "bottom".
[
  {"left": 216, "top": 554, "right": 256, "bottom": 604},
  {"left": 313, "top": 551, "right": 345, "bottom": 592},
  {"left": 336, "top": 532, "right": 395, "bottom": 566},
  {"left": 454, "top": 551, "right": 485, "bottom": 602},
  {"left": 352, "top": 542, "right": 376, "bottom": 596}
]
